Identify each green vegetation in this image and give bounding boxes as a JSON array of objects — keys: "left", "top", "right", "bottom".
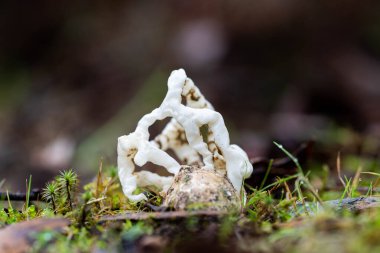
[{"left": 0, "top": 140, "right": 380, "bottom": 252}]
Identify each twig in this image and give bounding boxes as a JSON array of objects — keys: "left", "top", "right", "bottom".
[
  {"left": 0, "top": 189, "right": 42, "bottom": 202},
  {"left": 99, "top": 210, "right": 228, "bottom": 222}
]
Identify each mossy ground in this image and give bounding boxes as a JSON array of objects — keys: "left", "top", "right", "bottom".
[{"left": 1, "top": 130, "right": 380, "bottom": 253}]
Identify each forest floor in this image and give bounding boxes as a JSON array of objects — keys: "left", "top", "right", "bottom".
[{"left": 1, "top": 128, "right": 380, "bottom": 253}]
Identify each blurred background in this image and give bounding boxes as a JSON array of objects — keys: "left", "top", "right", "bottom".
[{"left": 1, "top": 0, "right": 380, "bottom": 191}]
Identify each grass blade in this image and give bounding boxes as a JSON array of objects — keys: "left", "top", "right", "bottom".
[{"left": 260, "top": 159, "right": 274, "bottom": 190}]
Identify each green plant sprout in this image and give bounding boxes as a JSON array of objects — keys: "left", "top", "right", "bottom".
[
  {"left": 26, "top": 176, "right": 31, "bottom": 207},
  {"left": 6, "top": 190, "right": 12, "bottom": 211},
  {"left": 57, "top": 169, "right": 78, "bottom": 211},
  {"left": 260, "top": 159, "right": 274, "bottom": 190},
  {"left": 42, "top": 181, "right": 59, "bottom": 214},
  {"left": 273, "top": 141, "right": 323, "bottom": 204}
]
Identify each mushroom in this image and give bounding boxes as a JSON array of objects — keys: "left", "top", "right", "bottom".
[{"left": 117, "top": 69, "right": 253, "bottom": 210}]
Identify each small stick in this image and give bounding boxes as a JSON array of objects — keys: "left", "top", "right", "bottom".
[
  {"left": 0, "top": 189, "right": 42, "bottom": 202},
  {"left": 99, "top": 210, "right": 228, "bottom": 222}
]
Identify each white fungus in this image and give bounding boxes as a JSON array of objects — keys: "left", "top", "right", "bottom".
[{"left": 117, "top": 69, "right": 253, "bottom": 202}]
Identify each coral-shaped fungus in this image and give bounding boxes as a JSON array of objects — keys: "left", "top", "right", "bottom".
[{"left": 117, "top": 69, "right": 253, "bottom": 206}]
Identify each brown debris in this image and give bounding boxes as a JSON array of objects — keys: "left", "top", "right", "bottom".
[{"left": 0, "top": 218, "right": 70, "bottom": 253}]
